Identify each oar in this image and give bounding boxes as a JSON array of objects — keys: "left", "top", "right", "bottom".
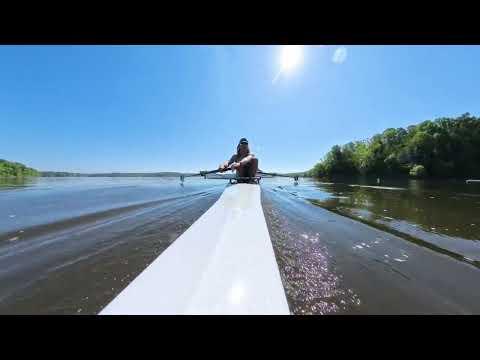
[
  {"left": 180, "top": 166, "right": 233, "bottom": 182},
  {"left": 200, "top": 168, "right": 231, "bottom": 176},
  {"left": 180, "top": 168, "right": 300, "bottom": 183},
  {"left": 257, "top": 171, "right": 300, "bottom": 181}
]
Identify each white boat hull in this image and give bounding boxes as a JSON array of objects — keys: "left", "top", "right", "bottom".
[{"left": 100, "top": 183, "right": 290, "bottom": 315}]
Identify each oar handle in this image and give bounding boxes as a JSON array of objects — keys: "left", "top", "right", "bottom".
[
  {"left": 200, "top": 165, "right": 234, "bottom": 176},
  {"left": 180, "top": 166, "right": 233, "bottom": 182}
]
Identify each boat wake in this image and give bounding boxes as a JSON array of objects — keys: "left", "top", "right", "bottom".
[{"left": 0, "top": 187, "right": 223, "bottom": 314}]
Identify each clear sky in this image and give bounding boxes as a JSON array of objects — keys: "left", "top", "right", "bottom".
[{"left": 1, "top": 45, "right": 479, "bottom": 173}]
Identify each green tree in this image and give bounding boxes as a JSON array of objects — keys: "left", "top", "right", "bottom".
[
  {"left": 409, "top": 164, "right": 427, "bottom": 178},
  {"left": 0, "top": 159, "right": 39, "bottom": 178},
  {"left": 308, "top": 113, "right": 480, "bottom": 179}
]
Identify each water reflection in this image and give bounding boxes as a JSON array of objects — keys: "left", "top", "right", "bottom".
[
  {"left": 0, "top": 177, "right": 38, "bottom": 190},
  {"left": 303, "top": 179, "right": 480, "bottom": 241}
]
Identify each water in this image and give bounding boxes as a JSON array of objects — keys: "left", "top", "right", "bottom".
[
  {"left": 0, "top": 176, "right": 479, "bottom": 314},
  {"left": 262, "top": 179, "right": 480, "bottom": 314},
  {"left": 295, "top": 178, "right": 480, "bottom": 263}
]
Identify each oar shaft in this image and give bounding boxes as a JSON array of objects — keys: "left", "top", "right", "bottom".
[
  {"left": 180, "top": 166, "right": 233, "bottom": 182},
  {"left": 258, "top": 171, "right": 296, "bottom": 178},
  {"left": 181, "top": 168, "right": 299, "bottom": 182}
]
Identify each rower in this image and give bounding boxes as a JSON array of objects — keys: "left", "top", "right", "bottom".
[{"left": 219, "top": 138, "right": 259, "bottom": 184}]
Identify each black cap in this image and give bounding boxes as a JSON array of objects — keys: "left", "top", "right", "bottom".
[{"left": 239, "top": 138, "right": 248, "bottom": 145}]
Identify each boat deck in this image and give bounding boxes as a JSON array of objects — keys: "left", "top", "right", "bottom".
[{"left": 100, "top": 183, "right": 289, "bottom": 315}]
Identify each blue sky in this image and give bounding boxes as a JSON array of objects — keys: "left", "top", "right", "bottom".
[{"left": 1, "top": 45, "right": 479, "bottom": 173}]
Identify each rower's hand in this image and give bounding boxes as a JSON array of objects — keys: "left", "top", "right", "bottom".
[
  {"left": 231, "top": 162, "right": 241, "bottom": 170},
  {"left": 218, "top": 164, "right": 227, "bottom": 172}
]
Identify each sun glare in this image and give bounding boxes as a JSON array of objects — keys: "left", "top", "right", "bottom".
[
  {"left": 280, "top": 45, "right": 304, "bottom": 71},
  {"left": 273, "top": 45, "right": 305, "bottom": 83}
]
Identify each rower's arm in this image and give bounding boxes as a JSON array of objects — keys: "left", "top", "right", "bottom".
[
  {"left": 227, "top": 155, "right": 237, "bottom": 166},
  {"left": 219, "top": 155, "right": 236, "bottom": 170},
  {"left": 238, "top": 154, "right": 255, "bottom": 166}
]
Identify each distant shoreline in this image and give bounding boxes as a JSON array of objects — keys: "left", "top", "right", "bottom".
[{"left": 39, "top": 172, "right": 193, "bottom": 177}]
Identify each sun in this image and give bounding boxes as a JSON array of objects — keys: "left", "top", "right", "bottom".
[
  {"left": 280, "top": 45, "right": 304, "bottom": 71},
  {"left": 273, "top": 45, "right": 305, "bottom": 83}
]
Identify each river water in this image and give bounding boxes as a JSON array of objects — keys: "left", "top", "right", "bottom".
[{"left": 0, "top": 176, "right": 479, "bottom": 314}]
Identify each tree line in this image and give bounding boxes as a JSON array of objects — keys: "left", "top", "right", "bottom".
[
  {"left": 0, "top": 159, "right": 39, "bottom": 178},
  {"left": 306, "top": 113, "right": 480, "bottom": 179}
]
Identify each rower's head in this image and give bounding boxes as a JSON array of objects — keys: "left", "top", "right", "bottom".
[{"left": 237, "top": 138, "right": 250, "bottom": 156}]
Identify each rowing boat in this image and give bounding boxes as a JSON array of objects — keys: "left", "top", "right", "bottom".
[{"left": 99, "top": 182, "right": 290, "bottom": 315}]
